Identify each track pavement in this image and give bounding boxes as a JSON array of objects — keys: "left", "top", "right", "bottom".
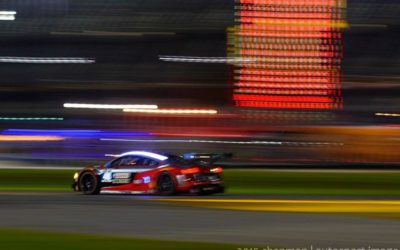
[{"left": 0, "top": 192, "right": 400, "bottom": 247}]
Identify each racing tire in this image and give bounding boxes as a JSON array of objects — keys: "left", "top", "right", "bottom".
[
  {"left": 157, "top": 172, "right": 175, "bottom": 196},
  {"left": 78, "top": 172, "right": 101, "bottom": 195}
]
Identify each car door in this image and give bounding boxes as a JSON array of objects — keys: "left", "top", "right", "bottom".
[{"left": 109, "top": 155, "right": 158, "bottom": 184}]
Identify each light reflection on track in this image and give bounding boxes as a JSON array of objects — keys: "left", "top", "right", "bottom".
[{"left": 153, "top": 198, "right": 400, "bottom": 213}]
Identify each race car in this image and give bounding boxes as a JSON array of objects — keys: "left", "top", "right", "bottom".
[{"left": 72, "top": 151, "right": 227, "bottom": 195}]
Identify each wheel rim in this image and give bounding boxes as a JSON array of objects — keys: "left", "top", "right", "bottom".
[
  {"left": 158, "top": 175, "right": 173, "bottom": 192},
  {"left": 81, "top": 174, "right": 95, "bottom": 192}
]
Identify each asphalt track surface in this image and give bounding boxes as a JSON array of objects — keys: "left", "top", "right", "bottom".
[{"left": 1, "top": 192, "right": 400, "bottom": 248}]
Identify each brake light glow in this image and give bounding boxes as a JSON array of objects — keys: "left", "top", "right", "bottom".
[
  {"left": 181, "top": 168, "right": 200, "bottom": 175},
  {"left": 210, "top": 167, "right": 223, "bottom": 173}
]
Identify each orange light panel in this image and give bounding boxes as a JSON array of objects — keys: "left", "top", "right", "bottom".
[
  {"left": 181, "top": 168, "right": 201, "bottom": 174},
  {"left": 229, "top": 0, "right": 345, "bottom": 109}
]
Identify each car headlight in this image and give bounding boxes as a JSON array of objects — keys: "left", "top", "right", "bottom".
[{"left": 73, "top": 172, "right": 79, "bottom": 181}]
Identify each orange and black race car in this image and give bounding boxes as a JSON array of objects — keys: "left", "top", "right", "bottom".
[{"left": 72, "top": 151, "right": 229, "bottom": 195}]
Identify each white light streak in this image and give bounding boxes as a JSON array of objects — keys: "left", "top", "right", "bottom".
[
  {"left": 0, "top": 11, "right": 16, "bottom": 21},
  {"left": 375, "top": 113, "right": 400, "bottom": 117},
  {"left": 0, "top": 57, "right": 95, "bottom": 64},
  {"left": 159, "top": 56, "right": 255, "bottom": 64},
  {"left": 64, "top": 103, "right": 158, "bottom": 110},
  {"left": 123, "top": 108, "right": 218, "bottom": 115},
  {"left": 105, "top": 154, "right": 120, "bottom": 157},
  {"left": 100, "top": 138, "right": 343, "bottom": 146},
  {"left": 101, "top": 138, "right": 281, "bottom": 145},
  {"left": 0, "top": 11, "right": 16, "bottom": 15}
]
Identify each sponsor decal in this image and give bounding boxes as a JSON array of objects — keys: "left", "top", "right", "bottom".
[
  {"left": 113, "top": 173, "right": 131, "bottom": 179},
  {"left": 142, "top": 176, "right": 151, "bottom": 184},
  {"left": 112, "top": 178, "right": 131, "bottom": 184}
]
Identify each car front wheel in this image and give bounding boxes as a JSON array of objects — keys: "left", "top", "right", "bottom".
[{"left": 78, "top": 172, "right": 101, "bottom": 195}]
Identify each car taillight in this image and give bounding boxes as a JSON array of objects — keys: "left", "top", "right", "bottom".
[
  {"left": 210, "top": 167, "right": 222, "bottom": 173},
  {"left": 181, "top": 167, "right": 200, "bottom": 174}
]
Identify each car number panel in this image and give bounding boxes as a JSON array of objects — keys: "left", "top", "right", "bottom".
[{"left": 112, "top": 173, "right": 132, "bottom": 184}]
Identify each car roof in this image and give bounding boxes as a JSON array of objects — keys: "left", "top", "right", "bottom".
[{"left": 119, "top": 151, "right": 168, "bottom": 161}]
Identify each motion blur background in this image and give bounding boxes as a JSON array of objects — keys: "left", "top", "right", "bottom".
[{"left": 0, "top": 0, "right": 399, "bottom": 166}]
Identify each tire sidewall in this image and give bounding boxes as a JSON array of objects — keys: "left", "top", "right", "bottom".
[
  {"left": 157, "top": 172, "right": 176, "bottom": 196},
  {"left": 78, "top": 172, "right": 100, "bottom": 195}
]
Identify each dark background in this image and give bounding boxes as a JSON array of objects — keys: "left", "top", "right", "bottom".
[
  {"left": 0, "top": 0, "right": 399, "bottom": 113},
  {"left": 0, "top": 0, "right": 399, "bottom": 164}
]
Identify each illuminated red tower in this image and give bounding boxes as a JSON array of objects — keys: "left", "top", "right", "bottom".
[{"left": 229, "top": 0, "right": 346, "bottom": 109}]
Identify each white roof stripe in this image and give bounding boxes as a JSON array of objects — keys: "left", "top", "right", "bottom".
[{"left": 120, "top": 151, "right": 168, "bottom": 161}]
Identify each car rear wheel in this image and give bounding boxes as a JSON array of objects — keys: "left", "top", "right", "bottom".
[
  {"left": 157, "top": 172, "right": 175, "bottom": 196},
  {"left": 78, "top": 172, "right": 100, "bottom": 195}
]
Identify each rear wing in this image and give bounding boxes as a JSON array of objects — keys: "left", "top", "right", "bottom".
[{"left": 181, "top": 153, "right": 232, "bottom": 166}]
